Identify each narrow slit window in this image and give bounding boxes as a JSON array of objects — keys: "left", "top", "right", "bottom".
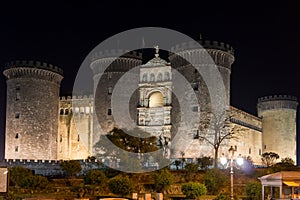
[
  {"left": 108, "top": 87, "right": 112, "bottom": 95},
  {"left": 15, "top": 133, "right": 19, "bottom": 139},
  {"left": 15, "top": 146, "right": 18, "bottom": 152},
  {"left": 108, "top": 108, "right": 112, "bottom": 115},
  {"left": 16, "top": 92, "right": 20, "bottom": 101},
  {"left": 15, "top": 113, "right": 20, "bottom": 119}
]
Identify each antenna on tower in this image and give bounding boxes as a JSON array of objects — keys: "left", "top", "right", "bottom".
[{"left": 199, "top": 33, "right": 203, "bottom": 40}]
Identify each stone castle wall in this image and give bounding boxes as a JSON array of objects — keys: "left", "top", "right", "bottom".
[
  {"left": 230, "top": 106, "right": 263, "bottom": 165},
  {"left": 58, "top": 95, "right": 93, "bottom": 160}
]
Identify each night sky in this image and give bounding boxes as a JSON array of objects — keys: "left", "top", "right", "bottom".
[{"left": 0, "top": 1, "right": 299, "bottom": 162}]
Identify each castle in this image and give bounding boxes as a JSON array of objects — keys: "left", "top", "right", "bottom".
[{"left": 2, "top": 39, "right": 298, "bottom": 167}]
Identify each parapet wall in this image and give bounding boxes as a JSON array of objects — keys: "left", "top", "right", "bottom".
[
  {"left": 257, "top": 95, "right": 298, "bottom": 113},
  {"left": 91, "top": 49, "right": 142, "bottom": 62},
  {"left": 2, "top": 159, "right": 105, "bottom": 176},
  {"left": 4, "top": 60, "right": 63, "bottom": 75},
  {"left": 170, "top": 40, "right": 234, "bottom": 55}
]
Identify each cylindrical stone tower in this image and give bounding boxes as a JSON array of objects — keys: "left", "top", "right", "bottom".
[
  {"left": 168, "top": 40, "right": 235, "bottom": 158},
  {"left": 90, "top": 50, "right": 142, "bottom": 148},
  {"left": 169, "top": 40, "right": 234, "bottom": 109},
  {"left": 3, "top": 60, "right": 63, "bottom": 160},
  {"left": 257, "top": 95, "right": 298, "bottom": 163}
]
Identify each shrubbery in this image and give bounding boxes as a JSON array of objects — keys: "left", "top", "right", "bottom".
[
  {"left": 182, "top": 182, "right": 207, "bottom": 199},
  {"left": 203, "top": 169, "right": 228, "bottom": 195},
  {"left": 108, "top": 175, "right": 134, "bottom": 197}
]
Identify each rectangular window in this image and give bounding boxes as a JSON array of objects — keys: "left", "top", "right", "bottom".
[
  {"left": 15, "top": 146, "right": 18, "bottom": 152},
  {"left": 15, "top": 113, "right": 20, "bottom": 119},
  {"left": 16, "top": 84, "right": 20, "bottom": 91},
  {"left": 108, "top": 87, "right": 112, "bottom": 95},
  {"left": 16, "top": 92, "right": 20, "bottom": 101},
  {"left": 108, "top": 108, "right": 112, "bottom": 115},
  {"left": 264, "top": 144, "right": 266, "bottom": 150},
  {"left": 193, "top": 130, "right": 199, "bottom": 139},
  {"left": 249, "top": 148, "right": 251, "bottom": 154},
  {"left": 234, "top": 145, "right": 237, "bottom": 151},
  {"left": 192, "top": 106, "right": 198, "bottom": 112},
  {"left": 259, "top": 149, "right": 262, "bottom": 156}
]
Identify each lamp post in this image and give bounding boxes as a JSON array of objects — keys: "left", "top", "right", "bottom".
[{"left": 220, "top": 146, "right": 243, "bottom": 200}]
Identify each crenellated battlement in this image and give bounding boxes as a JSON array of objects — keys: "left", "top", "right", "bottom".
[
  {"left": 91, "top": 49, "right": 142, "bottom": 62},
  {"left": 257, "top": 95, "right": 298, "bottom": 112},
  {"left": 4, "top": 60, "right": 63, "bottom": 75},
  {"left": 170, "top": 40, "right": 234, "bottom": 55},
  {"left": 60, "top": 95, "right": 94, "bottom": 100},
  {"left": 258, "top": 94, "right": 297, "bottom": 103}
]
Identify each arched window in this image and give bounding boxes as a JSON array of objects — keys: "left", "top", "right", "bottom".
[
  {"left": 164, "top": 72, "right": 170, "bottom": 80},
  {"left": 150, "top": 73, "right": 155, "bottom": 82},
  {"left": 149, "top": 92, "right": 164, "bottom": 107},
  {"left": 65, "top": 109, "right": 69, "bottom": 115},
  {"left": 142, "top": 74, "right": 148, "bottom": 82},
  {"left": 157, "top": 73, "right": 162, "bottom": 81},
  {"left": 60, "top": 109, "right": 64, "bottom": 115}
]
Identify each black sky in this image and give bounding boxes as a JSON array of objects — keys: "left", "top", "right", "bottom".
[{"left": 0, "top": 1, "right": 299, "bottom": 162}]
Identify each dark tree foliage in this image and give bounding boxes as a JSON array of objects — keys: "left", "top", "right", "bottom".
[
  {"left": 182, "top": 182, "right": 207, "bottom": 199},
  {"left": 94, "top": 127, "right": 159, "bottom": 171},
  {"left": 20, "top": 175, "right": 49, "bottom": 190},
  {"left": 60, "top": 160, "right": 82, "bottom": 178},
  {"left": 96, "top": 127, "right": 158, "bottom": 154},
  {"left": 271, "top": 157, "right": 296, "bottom": 172},
  {"left": 261, "top": 152, "right": 279, "bottom": 167},
  {"left": 108, "top": 176, "right": 134, "bottom": 197},
  {"left": 197, "top": 156, "right": 213, "bottom": 170},
  {"left": 153, "top": 168, "right": 174, "bottom": 192},
  {"left": 245, "top": 181, "right": 262, "bottom": 200},
  {"left": 203, "top": 169, "right": 228, "bottom": 195},
  {"left": 84, "top": 169, "right": 107, "bottom": 185},
  {"left": 185, "top": 163, "right": 199, "bottom": 173},
  {"left": 9, "top": 166, "right": 33, "bottom": 186}
]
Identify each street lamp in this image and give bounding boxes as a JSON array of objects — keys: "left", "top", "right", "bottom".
[{"left": 220, "top": 146, "right": 243, "bottom": 200}]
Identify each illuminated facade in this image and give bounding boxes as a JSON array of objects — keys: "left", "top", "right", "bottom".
[{"left": 3, "top": 39, "right": 298, "bottom": 165}]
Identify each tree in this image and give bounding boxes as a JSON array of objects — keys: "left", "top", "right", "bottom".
[
  {"left": 60, "top": 160, "right": 82, "bottom": 178},
  {"left": 185, "top": 163, "right": 199, "bottom": 173},
  {"left": 108, "top": 176, "right": 134, "bottom": 197},
  {"left": 197, "top": 156, "right": 213, "bottom": 170},
  {"left": 174, "top": 160, "right": 181, "bottom": 170},
  {"left": 271, "top": 157, "right": 296, "bottom": 172},
  {"left": 84, "top": 169, "right": 107, "bottom": 185},
  {"left": 182, "top": 182, "right": 207, "bottom": 199},
  {"left": 20, "top": 175, "right": 49, "bottom": 190},
  {"left": 203, "top": 169, "right": 228, "bottom": 195},
  {"left": 153, "top": 168, "right": 174, "bottom": 192},
  {"left": 245, "top": 181, "right": 262, "bottom": 200},
  {"left": 261, "top": 152, "right": 279, "bottom": 167},
  {"left": 94, "top": 127, "right": 159, "bottom": 171},
  {"left": 197, "top": 111, "right": 243, "bottom": 169},
  {"left": 9, "top": 166, "right": 33, "bottom": 186}
]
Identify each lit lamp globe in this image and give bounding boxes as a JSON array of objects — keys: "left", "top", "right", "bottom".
[
  {"left": 236, "top": 154, "right": 244, "bottom": 166},
  {"left": 220, "top": 154, "right": 227, "bottom": 166}
]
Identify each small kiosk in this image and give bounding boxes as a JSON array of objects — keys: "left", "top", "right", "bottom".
[{"left": 259, "top": 171, "right": 300, "bottom": 199}]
